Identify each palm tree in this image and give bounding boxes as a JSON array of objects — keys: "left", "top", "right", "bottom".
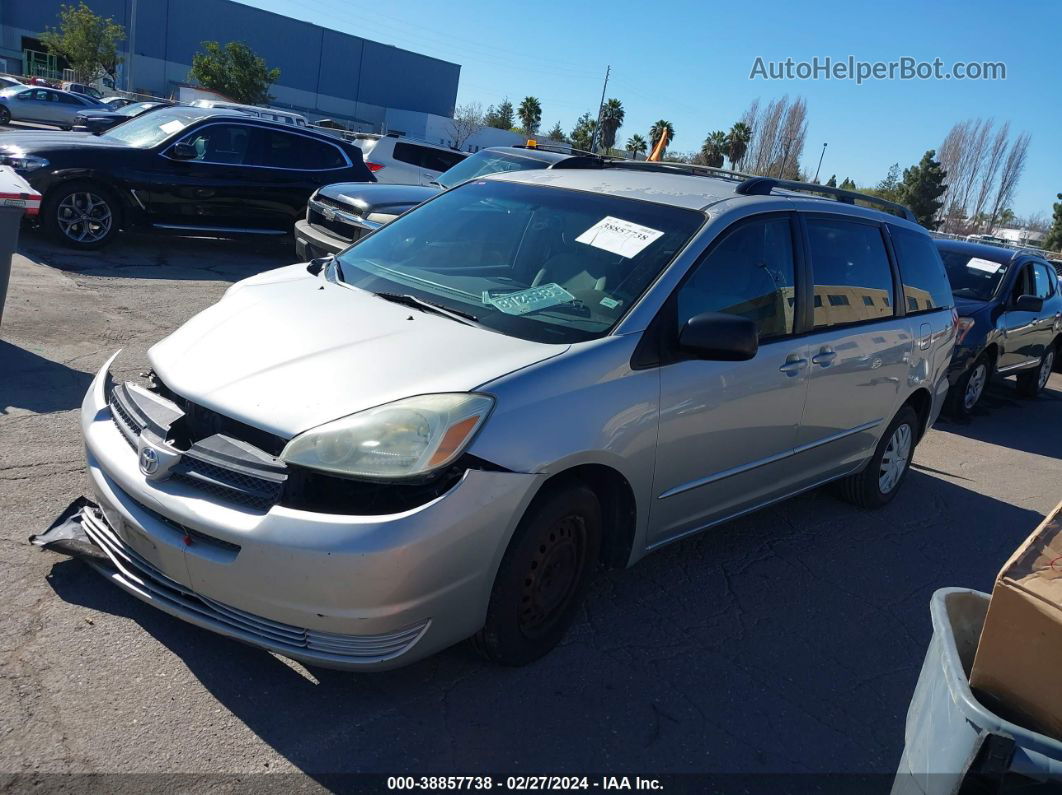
[
  {"left": 517, "top": 96, "right": 542, "bottom": 135},
  {"left": 649, "top": 120, "right": 675, "bottom": 155},
  {"left": 726, "top": 121, "right": 752, "bottom": 171},
  {"left": 626, "top": 133, "right": 647, "bottom": 158},
  {"left": 598, "top": 98, "right": 625, "bottom": 152},
  {"left": 701, "top": 131, "right": 727, "bottom": 168}
]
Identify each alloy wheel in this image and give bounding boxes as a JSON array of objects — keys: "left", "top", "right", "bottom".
[
  {"left": 964, "top": 363, "right": 987, "bottom": 409},
  {"left": 1040, "top": 350, "right": 1055, "bottom": 390},
  {"left": 56, "top": 191, "right": 112, "bottom": 244},
  {"left": 878, "top": 423, "right": 912, "bottom": 495}
]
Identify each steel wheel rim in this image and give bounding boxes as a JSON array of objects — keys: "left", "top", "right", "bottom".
[
  {"left": 56, "top": 191, "right": 112, "bottom": 243},
  {"left": 1039, "top": 351, "right": 1054, "bottom": 390},
  {"left": 964, "top": 363, "right": 987, "bottom": 409},
  {"left": 878, "top": 423, "right": 912, "bottom": 494},
  {"left": 519, "top": 513, "right": 586, "bottom": 639}
]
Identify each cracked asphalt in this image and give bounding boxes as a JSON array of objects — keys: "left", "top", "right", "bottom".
[{"left": 1, "top": 228, "right": 1060, "bottom": 785}]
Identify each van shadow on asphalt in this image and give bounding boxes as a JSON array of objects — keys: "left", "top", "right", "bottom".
[
  {"left": 43, "top": 470, "right": 1043, "bottom": 778},
  {"left": 17, "top": 226, "right": 296, "bottom": 283},
  {"left": 0, "top": 340, "right": 93, "bottom": 414}
]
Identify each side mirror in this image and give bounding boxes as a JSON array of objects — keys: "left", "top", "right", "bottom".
[
  {"left": 678, "top": 311, "right": 759, "bottom": 361},
  {"left": 1014, "top": 294, "right": 1043, "bottom": 312},
  {"left": 170, "top": 142, "right": 197, "bottom": 160}
]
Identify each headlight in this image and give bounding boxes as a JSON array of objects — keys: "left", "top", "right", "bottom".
[
  {"left": 0, "top": 154, "right": 49, "bottom": 172},
  {"left": 281, "top": 393, "right": 494, "bottom": 480},
  {"left": 955, "top": 317, "right": 975, "bottom": 345}
]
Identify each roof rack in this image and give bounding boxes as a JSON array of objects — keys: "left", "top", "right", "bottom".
[
  {"left": 601, "top": 160, "right": 916, "bottom": 222},
  {"left": 512, "top": 143, "right": 600, "bottom": 157},
  {"left": 735, "top": 177, "right": 916, "bottom": 222}
]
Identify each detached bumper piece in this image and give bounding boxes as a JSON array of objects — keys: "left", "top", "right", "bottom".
[{"left": 31, "top": 499, "right": 430, "bottom": 667}]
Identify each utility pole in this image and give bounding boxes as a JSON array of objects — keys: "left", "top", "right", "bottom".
[
  {"left": 126, "top": 0, "right": 137, "bottom": 93},
  {"left": 813, "top": 142, "right": 827, "bottom": 183},
  {"left": 588, "top": 64, "right": 610, "bottom": 154},
  {"left": 778, "top": 137, "right": 794, "bottom": 178}
]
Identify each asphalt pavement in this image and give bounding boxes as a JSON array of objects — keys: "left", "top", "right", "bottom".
[{"left": 1, "top": 228, "right": 1060, "bottom": 786}]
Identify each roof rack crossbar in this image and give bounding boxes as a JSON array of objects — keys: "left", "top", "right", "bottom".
[
  {"left": 736, "top": 177, "right": 916, "bottom": 222},
  {"left": 601, "top": 159, "right": 752, "bottom": 183}
]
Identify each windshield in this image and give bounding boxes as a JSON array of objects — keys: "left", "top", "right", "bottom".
[
  {"left": 116, "top": 102, "right": 157, "bottom": 117},
  {"left": 437, "top": 150, "right": 552, "bottom": 189},
  {"left": 101, "top": 106, "right": 211, "bottom": 147},
  {"left": 336, "top": 179, "right": 704, "bottom": 343},
  {"left": 940, "top": 250, "right": 1010, "bottom": 300}
]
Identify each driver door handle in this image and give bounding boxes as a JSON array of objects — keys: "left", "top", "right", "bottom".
[{"left": 779, "top": 356, "right": 808, "bottom": 376}]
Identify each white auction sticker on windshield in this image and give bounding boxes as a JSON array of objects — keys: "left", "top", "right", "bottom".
[
  {"left": 576, "top": 216, "right": 664, "bottom": 259},
  {"left": 967, "top": 257, "right": 1003, "bottom": 274},
  {"left": 483, "top": 283, "right": 576, "bottom": 316},
  {"left": 159, "top": 120, "right": 185, "bottom": 135}
]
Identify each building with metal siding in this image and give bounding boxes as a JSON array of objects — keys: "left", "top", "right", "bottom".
[{"left": 0, "top": 0, "right": 460, "bottom": 130}]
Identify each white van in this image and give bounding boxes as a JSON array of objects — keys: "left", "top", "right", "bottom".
[{"left": 188, "top": 99, "right": 307, "bottom": 127}]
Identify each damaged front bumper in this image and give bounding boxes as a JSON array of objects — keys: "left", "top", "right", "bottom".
[{"left": 38, "top": 354, "right": 544, "bottom": 671}]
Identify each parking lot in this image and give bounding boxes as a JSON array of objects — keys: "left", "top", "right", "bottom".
[{"left": 1, "top": 229, "right": 1060, "bottom": 782}]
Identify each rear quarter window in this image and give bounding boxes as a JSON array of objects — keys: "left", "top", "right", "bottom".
[{"left": 889, "top": 226, "right": 955, "bottom": 313}]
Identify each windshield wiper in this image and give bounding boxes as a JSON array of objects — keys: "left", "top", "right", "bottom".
[{"left": 374, "top": 292, "right": 478, "bottom": 325}]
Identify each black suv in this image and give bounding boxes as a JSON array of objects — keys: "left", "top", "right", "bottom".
[
  {"left": 0, "top": 105, "right": 374, "bottom": 249},
  {"left": 295, "top": 145, "right": 599, "bottom": 259},
  {"left": 936, "top": 239, "right": 1062, "bottom": 416}
]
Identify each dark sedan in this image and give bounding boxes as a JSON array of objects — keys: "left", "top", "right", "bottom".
[
  {"left": 936, "top": 239, "right": 1062, "bottom": 416},
  {"left": 0, "top": 105, "right": 374, "bottom": 248},
  {"left": 72, "top": 100, "right": 175, "bottom": 134}
]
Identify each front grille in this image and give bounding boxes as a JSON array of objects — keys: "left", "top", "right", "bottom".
[
  {"left": 314, "top": 193, "right": 359, "bottom": 212},
  {"left": 80, "top": 507, "right": 428, "bottom": 663},
  {"left": 110, "top": 394, "right": 140, "bottom": 450},
  {"left": 307, "top": 208, "right": 360, "bottom": 243}
]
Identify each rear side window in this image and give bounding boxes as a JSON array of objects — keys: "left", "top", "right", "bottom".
[
  {"left": 421, "top": 148, "right": 464, "bottom": 173},
  {"left": 807, "top": 217, "right": 894, "bottom": 328},
  {"left": 392, "top": 141, "right": 424, "bottom": 167},
  {"left": 256, "top": 130, "right": 345, "bottom": 169},
  {"left": 889, "top": 226, "right": 954, "bottom": 313}
]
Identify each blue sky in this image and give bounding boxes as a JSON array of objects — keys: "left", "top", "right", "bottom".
[{"left": 241, "top": 0, "right": 1059, "bottom": 219}]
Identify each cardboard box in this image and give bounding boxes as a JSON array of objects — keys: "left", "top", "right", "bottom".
[{"left": 970, "top": 501, "right": 1062, "bottom": 741}]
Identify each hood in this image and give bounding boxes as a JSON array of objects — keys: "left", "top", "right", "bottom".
[
  {"left": 148, "top": 265, "right": 565, "bottom": 438},
  {"left": 0, "top": 132, "right": 131, "bottom": 154},
  {"left": 75, "top": 110, "right": 122, "bottom": 121},
  {"left": 953, "top": 295, "right": 989, "bottom": 317},
  {"left": 318, "top": 182, "right": 438, "bottom": 216}
]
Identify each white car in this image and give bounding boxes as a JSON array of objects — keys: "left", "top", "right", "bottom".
[
  {"left": 187, "top": 99, "right": 307, "bottom": 127},
  {"left": 352, "top": 134, "right": 467, "bottom": 185}
]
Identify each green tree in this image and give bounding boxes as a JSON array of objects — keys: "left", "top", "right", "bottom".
[
  {"left": 40, "top": 2, "right": 125, "bottom": 84},
  {"left": 545, "top": 121, "right": 567, "bottom": 142},
  {"left": 1043, "top": 193, "right": 1062, "bottom": 252},
  {"left": 626, "top": 133, "right": 647, "bottom": 157},
  {"left": 900, "top": 150, "right": 948, "bottom": 229},
  {"left": 701, "top": 130, "right": 727, "bottom": 168},
  {"left": 598, "top": 98, "right": 625, "bottom": 152},
  {"left": 484, "top": 98, "right": 514, "bottom": 130},
  {"left": 188, "top": 40, "right": 280, "bottom": 104},
  {"left": 649, "top": 120, "right": 675, "bottom": 155},
  {"left": 517, "top": 96, "right": 542, "bottom": 135},
  {"left": 839, "top": 177, "right": 856, "bottom": 190},
  {"left": 826, "top": 174, "right": 837, "bottom": 188},
  {"left": 876, "top": 163, "right": 902, "bottom": 202},
  {"left": 570, "top": 112, "right": 597, "bottom": 151},
  {"left": 726, "top": 121, "right": 752, "bottom": 171}
]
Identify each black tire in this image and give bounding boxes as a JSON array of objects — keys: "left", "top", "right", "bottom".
[
  {"left": 0, "top": 106, "right": 10, "bottom": 125},
  {"left": 836, "top": 406, "right": 919, "bottom": 509},
  {"left": 946, "top": 354, "right": 990, "bottom": 418},
  {"left": 1016, "top": 346, "right": 1056, "bottom": 397},
  {"left": 42, "top": 181, "right": 119, "bottom": 249},
  {"left": 473, "top": 484, "right": 601, "bottom": 666}
]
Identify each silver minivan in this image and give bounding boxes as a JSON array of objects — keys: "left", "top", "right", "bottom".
[{"left": 57, "top": 166, "right": 956, "bottom": 669}]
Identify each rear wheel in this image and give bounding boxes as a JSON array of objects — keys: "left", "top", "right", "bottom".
[
  {"left": 473, "top": 484, "right": 601, "bottom": 666},
  {"left": 836, "top": 406, "right": 919, "bottom": 509},
  {"left": 1016, "top": 347, "right": 1055, "bottom": 397},
  {"left": 43, "top": 182, "right": 118, "bottom": 249}
]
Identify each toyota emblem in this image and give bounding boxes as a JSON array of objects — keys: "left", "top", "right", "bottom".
[{"left": 139, "top": 446, "right": 159, "bottom": 475}]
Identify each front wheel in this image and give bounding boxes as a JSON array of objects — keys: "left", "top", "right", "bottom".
[
  {"left": 43, "top": 182, "right": 118, "bottom": 249},
  {"left": 835, "top": 406, "right": 919, "bottom": 509},
  {"left": 0, "top": 106, "right": 10, "bottom": 125},
  {"left": 1016, "top": 347, "right": 1056, "bottom": 397},
  {"left": 473, "top": 484, "right": 601, "bottom": 666},
  {"left": 947, "top": 355, "right": 990, "bottom": 418}
]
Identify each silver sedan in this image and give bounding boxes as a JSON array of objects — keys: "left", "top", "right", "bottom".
[{"left": 0, "top": 86, "right": 106, "bottom": 129}]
